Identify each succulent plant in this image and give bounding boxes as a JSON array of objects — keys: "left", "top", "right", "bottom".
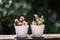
[
  {"left": 14, "top": 16, "right": 28, "bottom": 26},
  {"left": 32, "top": 14, "right": 44, "bottom": 25},
  {"left": 14, "top": 19, "right": 19, "bottom": 26}
]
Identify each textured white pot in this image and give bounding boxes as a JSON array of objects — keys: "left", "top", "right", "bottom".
[
  {"left": 31, "top": 25, "right": 45, "bottom": 37},
  {"left": 15, "top": 25, "right": 29, "bottom": 38}
]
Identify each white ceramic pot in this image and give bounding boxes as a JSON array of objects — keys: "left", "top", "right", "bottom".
[
  {"left": 15, "top": 25, "right": 29, "bottom": 38},
  {"left": 31, "top": 25, "right": 45, "bottom": 37}
]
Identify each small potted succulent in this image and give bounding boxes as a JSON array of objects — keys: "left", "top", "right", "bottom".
[
  {"left": 31, "top": 14, "right": 45, "bottom": 37},
  {"left": 14, "top": 16, "right": 29, "bottom": 38}
]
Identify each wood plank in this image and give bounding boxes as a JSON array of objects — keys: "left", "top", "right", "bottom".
[{"left": 0, "top": 34, "right": 60, "bottom": 40}]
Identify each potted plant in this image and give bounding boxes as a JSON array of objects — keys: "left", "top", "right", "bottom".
[
  {"left": 14, "top": 16, "right": 29, "bottom": 38},
  {"left": 31, "top": 14, "right": 45, "bottom": 37}
]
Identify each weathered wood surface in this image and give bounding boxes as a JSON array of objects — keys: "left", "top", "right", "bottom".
[{"left": 0, "top": 34, "right": 60, "bottom": 40}]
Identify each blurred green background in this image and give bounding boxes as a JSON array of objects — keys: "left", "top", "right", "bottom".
[{"left": 0, "top": 0, "right": 60, "bottom": 34}]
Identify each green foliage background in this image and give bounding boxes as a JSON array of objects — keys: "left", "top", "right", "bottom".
[{"left": 0, "top": 0, "right": 60, "bottom": 34}]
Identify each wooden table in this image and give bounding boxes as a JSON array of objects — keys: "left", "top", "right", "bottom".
[{"left": 0, "top": 34, "right": 60, "bottom": 40}]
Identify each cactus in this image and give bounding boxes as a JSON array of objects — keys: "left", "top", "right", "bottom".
[
  {"left": 32, "top": 21, "right": 36, "bottom": 25},
  {"left": 32, "top": 14, "right": 44, "bottom": 25},
  {"left": 14, "top": 16, "right": 28, "bottom": 26},
  {"left": 14, "top": 19, "right": 19, "bottom": 26}
]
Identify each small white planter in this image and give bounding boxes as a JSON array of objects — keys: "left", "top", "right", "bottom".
[
  {"left": 15, "top": 25, "right": 29, "bottom": 38},
  {"left": 31, "top": 25, "right": 45, "bottom": 37}
]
